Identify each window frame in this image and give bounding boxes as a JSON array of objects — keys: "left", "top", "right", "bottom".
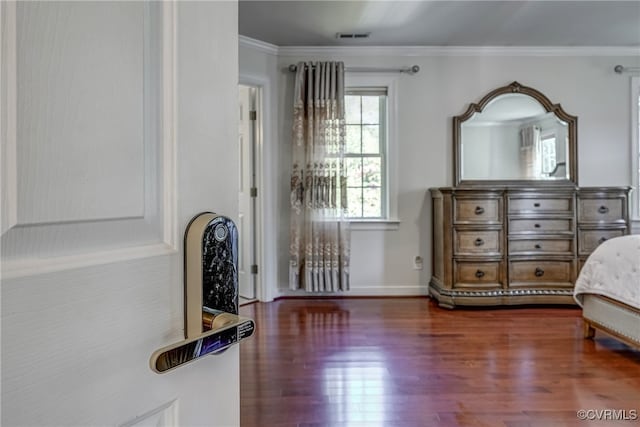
[
  {"left": 540, "top": 133, "right": 557, "bottom": 175},
  {"left": 632, "top": 76, "right": 640, "bottom": 224},
  {"left": 344, "top": 89, "right": 388, "bottom": 219},
  {"left": 344, "top": 73, "right": 399, "bottom": 230}
]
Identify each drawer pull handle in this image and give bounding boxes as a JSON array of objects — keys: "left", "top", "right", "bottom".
[
  {"left": 534, "top": 244, "right": 542, "bottom": 249},
  {"left": 474, "top": 238, "right": 484, "bottom": 246},
  {"left": 534, "top": 203, "right": 541, "bottom": 208},
  {"left": 534, "top": 223, "right": 541, "bottom": 228},
  {"left": 475, "top": 270, "right": 485, "bottom": 278},
  {"left": 475, "top": 206, "right": 485, "bottom": 215},
  {"left": 535, "top": 267, "right": 545, "bottom": 277},
  {"left": 598, "top": 237, "right": 607, "bottom": 244},
  {"left": 598, "top": 206, "right": 609, "bottom": 214}
]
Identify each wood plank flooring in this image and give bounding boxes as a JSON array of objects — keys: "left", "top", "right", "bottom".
[{"left": 239, "top": 298, "right": 640, "bottom": 427}]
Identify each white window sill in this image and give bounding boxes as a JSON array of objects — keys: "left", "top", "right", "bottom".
[{"left": 348, "top": 219, "right": 401, "bottom": 231}]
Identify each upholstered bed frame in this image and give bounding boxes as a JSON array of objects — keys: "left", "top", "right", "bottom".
[
  {"left": 574, "top": 235, "right": 640, "bottom": 350},
  {"left": 581, "top": 294, "right": 640, "bottom": 349}
]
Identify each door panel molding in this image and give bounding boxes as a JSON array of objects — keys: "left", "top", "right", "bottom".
[
  {"left": 120, "top": 399, "right": 178, "bottom": 427},
  {"left": 1, "top": 2, "right": 178, "bottom": 277},
  {"left": 1, "top": 1, "right": 18, "bottom": 234}
]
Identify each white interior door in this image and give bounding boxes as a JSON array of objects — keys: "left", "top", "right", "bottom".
[
  {"left": 238, "top": 85, "right": 256, "bottom": 300},
  {"left": 1, "top": 2, "right": 240, "bottom": 425}
]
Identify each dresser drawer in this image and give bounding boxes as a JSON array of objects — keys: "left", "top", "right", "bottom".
[
  {"left": 509, "top": 261, "right": 573, "bottom": 286},
  {"left": 509, "top": 197, "right": 572, "bottom": 213},
  {"left": 509, "top": 218, "right": 572, "bottom": 234},
  {"left": 509, "top": 238, "right": 573, "bottom": 255},
  {"left": 454, "top": 261, "right": 502, "bottom": 288},
  {"left": 454, "top": 230, "right": 501, "bottom": 255},
  {"left": 578, "top": 198, "right": 625, "bottom": 223},
  {"left": 454, "top": 198, "right": 501, "bottom": 223},
  {"left": 578, "top": 229, "right": 625, "bottom": 254}
]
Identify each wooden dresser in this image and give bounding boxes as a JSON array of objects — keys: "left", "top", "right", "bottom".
[
  {"left": 429, "top": 186, "right": 630, "bottom": 308},
  {"left": 577, "top": 187, "right": 631, "bottom": 271},
  {"left": 433, "top": 81, "right": 633, "bottom": 307}
]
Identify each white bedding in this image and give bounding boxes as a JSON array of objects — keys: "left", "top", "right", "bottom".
[{"left": 574, "top": 235, "right": 640, "bottom": 310}]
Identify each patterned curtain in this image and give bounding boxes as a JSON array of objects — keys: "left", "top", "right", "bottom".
[
  {"left": 289, "top": 61, "right": 350, "bottom": 292},
  {"left": 520, "top": 125, "right": 542, "bottom": 179}
]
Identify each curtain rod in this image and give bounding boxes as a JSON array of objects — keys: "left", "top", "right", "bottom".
[
  {"left": 288, "top": 64, "right": 420, "bottom": 75},
  {"left": 614, "top": 65, "right": 640, "bottom": 74}
]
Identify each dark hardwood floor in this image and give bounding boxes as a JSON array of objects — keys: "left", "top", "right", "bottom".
[{"left": 239, "top": 298, "right": 640, "bottom": 427}]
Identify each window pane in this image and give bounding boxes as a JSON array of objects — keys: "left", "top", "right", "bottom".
[
  {"left": 541, "top": 137, "right": 556, "bottom": 174},
  {"left": 346, "top": 158, "right": 362, "bottom": 187},
  {"left": 362, "top": 187, "right": 381, "bottom": 217},
  {"left": 344, "top": 90, "right": 387, "bottom": 219},
  {"left": 362, "top": 157, "right": 381, "bottom": 187},
  {"left": 345, "top": 96, "right": 360, "bottom": 124},
  {"left": 346, "top": 125, "right": 361, "bottom": 154},
  {"left": 362, "top": 125, "right": 380, "bottom": 154},
  {"left": 361, "top": 96, "right": 380, "bottom": 124},
  {"left": 347, "top": 187, "right": 362, "bottom": 217}
]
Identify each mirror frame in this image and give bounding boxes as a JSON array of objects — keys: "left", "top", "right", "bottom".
[{"left": 453, "top": 81, "right": 578, "bottom": 186}]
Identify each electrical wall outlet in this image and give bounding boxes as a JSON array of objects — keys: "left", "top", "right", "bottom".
[{"left": 413, "top": 256, "right": 423, "bottom": 270}]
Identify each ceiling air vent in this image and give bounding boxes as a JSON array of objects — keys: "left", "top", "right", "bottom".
[{"left": 336, "top": 32, "right": 370, "bottom": 39}]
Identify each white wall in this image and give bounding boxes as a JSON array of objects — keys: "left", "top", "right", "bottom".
[
  {"left": 462, "top": 124, "right": 521, "bottom": 179},
  {"left": 238, "top": 44, "right": 640, "bottom": 297}
]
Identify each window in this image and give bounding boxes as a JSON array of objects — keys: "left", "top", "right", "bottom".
[
  {"left": 342, "top": 73, "right": 398, "bottom": 228},
  {"left": 540, "top": 134, "right": 557, "bottom": 175},
  {"left": 632, "top": 76, "right": 640, "bottom": 220},
  {"left": 344, "top": 89, "right": 387, "bottom": 219}
]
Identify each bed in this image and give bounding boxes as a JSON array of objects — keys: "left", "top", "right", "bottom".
[{"left": 574, "top": 235, "right": 640, "bottom": 349}]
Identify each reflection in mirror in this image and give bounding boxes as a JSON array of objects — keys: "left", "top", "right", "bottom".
[
  {"left": 460, "top": 93, "right": 569, "bottom": 181},
  {"left": 454, "top": 81, "right": 577, "bottom": 186}
]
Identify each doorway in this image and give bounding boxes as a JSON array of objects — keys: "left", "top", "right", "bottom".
[{"left": 238, "top": 84, "right": 259, "bottom": 303}]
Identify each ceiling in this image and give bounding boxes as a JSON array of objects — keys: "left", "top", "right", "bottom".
[{"left": 239, "top": 1, "right": 640, "bottom": 47}]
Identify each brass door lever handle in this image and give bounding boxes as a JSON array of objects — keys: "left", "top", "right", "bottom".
[
  {"left": 150, "top": 313, "right": 255, "bottom": 373},
  {"left": 150, "top": 212, "right": 255, "bottom": 374}
]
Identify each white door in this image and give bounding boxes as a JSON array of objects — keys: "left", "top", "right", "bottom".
[
  {"left": 237, "top": 85, "right": 256, "bottom": 300},
  {"left": 1, "top": 2, "right": 241, "bottom": 426}
]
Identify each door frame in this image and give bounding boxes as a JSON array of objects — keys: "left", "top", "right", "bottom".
[{"left": 238, "top": 75, "right": 275, "bottom": 302}]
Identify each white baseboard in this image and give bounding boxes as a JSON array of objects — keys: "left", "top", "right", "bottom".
[{"left": 275, "top": 285, "right": 429, "bottom": 298}]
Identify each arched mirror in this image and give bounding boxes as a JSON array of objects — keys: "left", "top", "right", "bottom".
[{"left": 454, "top": 81, "right": 577, "bottom": 186}]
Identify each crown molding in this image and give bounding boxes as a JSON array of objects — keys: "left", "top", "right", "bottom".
[
  {"left": 239, "top": 35, "right": 640, "bottom": 57},
  {"left": 276, "top": 45, "right": 640, "bottom": 57},
  {"left": 239, "top": 35, "right": 279, "bottom": 56}
]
